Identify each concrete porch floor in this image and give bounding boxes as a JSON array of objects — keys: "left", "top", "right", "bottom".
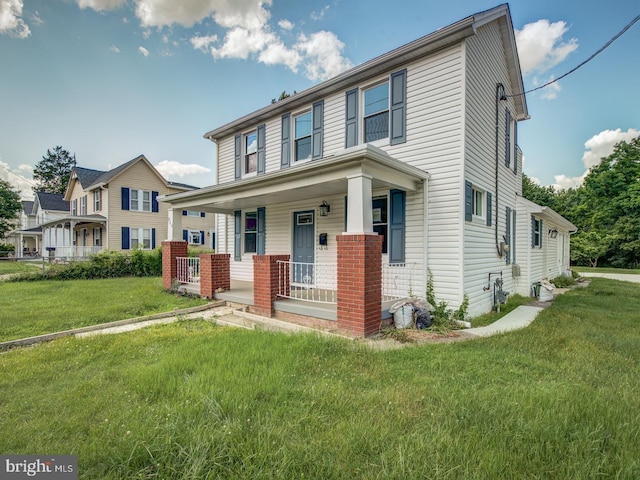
[{"left": 213, "top": 279, "right": 396, "bottom": 322}]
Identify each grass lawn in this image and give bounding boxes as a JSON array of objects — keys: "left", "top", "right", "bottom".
[
  {"left": 573, "top": 266, "right": 640, "bottom": 275},
  {"left": 0, "top": 277, "right": 208, "bottom": 341},
  {"left": 1, "top": 277, "right": 639, "bottom": 478},
  {"left": 0, "top": 259, "right": 42, "bottom": 276}
]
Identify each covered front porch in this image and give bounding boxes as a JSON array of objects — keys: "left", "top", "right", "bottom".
[
  {"left": 160, "top": 144, "right": 429, "bottom": 337},
  {"left": 39, "top": 215, "right": 107, "bottom": 259}
]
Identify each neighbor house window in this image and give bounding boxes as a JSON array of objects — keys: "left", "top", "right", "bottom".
[
  {"left": 71, "top": 199, "right": 77, "bottom": 216},
  {"left": 364, "top": 82, "right": 389, "bottom": 142},
  {"left": 131, "top": 227, "right": 152, "bottom": 249},
  {"left": 245, "top": 131, "right": 257, "bottom": 175},
  {"left": 190, "top": 231, "right": 202, "bottom": 245},
  {"left": 130, "top": 189, "right": 152, "bottom": 212},
  {"left": 294, "top": 111, "right": 312, "bottom": 161},
  {"left": 244, "top": 211, "right": 257, "bottom": 253},
  {"left": 80, "top": 195, "right": 87, "bottom": 216},
  {"left": 94, "top": 227, "right": 102, "bottom": 246},
  {"left": 94, "top": 190, "right": 102, "bottom": 212}
]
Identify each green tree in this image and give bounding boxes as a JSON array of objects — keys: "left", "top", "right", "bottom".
[
  {"left": 522, "top": 174, "right": 558, "bottom": 209},
  {"left": 0, "top": 179, "right": 22, "bottom": 240},
  {"left": 33, "top": 146, "right": 76, "bottom": 195}
]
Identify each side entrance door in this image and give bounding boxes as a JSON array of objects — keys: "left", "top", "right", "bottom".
[{"left": 292, "top": 211, "right": 315, "bottom": 285}]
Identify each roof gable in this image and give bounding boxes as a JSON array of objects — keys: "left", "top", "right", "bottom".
[{"left": 35, "top": 192, "right": 70, "bottom": 212}]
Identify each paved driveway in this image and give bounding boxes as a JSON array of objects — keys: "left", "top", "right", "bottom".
[{"left": 580, "top": 272, "right": 640, "bottom": 283}]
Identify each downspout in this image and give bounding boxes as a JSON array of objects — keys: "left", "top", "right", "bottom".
[
  {"left": 494, "top": 83, "right": 506, "bottom": 256},
  {"left": 423, "top": 178, "right": 429, "bottom": 299}
]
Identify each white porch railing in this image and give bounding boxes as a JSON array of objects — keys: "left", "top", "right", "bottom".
[
  {"left": 277, "top": 260, "right": 337, "bottom": 304},
  {"left": 45, "top": 246, "right": 103, "bottom": 258},
  {"left": 275, "top": 261, "right": 417, "bottom": 304},
  {"left": 177, "top": 257, "right": 200, "bottom": 285},
  {"left": 382, "top": 263, "right": 417, "bottom": 301}
]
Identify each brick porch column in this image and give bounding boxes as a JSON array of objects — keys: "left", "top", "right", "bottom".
[
  {"left": 200, "top": 253, "right": 231, "bottom": 299},
  {"left": 162, "top": 240, "right": 188, "bottom": 290},
  {"left": 337, "top": 234, "right": 383, "bottom": 337},
  {"left": 253, "top": 254, "right": 290, "bottom": 317}
]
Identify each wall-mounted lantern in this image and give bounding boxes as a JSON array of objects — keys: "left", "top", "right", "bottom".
[{"left": 319, "top": 200, "right": 330, "bottom": 216}]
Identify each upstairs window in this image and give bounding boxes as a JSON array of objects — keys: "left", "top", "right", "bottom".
[
  {"left": 80, "top": 195, "right": 87, "bottom": 216},
  {"left": 364, "top": 82, "right": 389, "bottom": 142},
  {"left": 294, "top": 111, "right": 312, "bottom": 161},
  {"left": 244, "top": 131, "right": 257, "bottom": 175},
  {"left": 121, "top": 187, "right": 159, "bottom": 213},
  {"left": 94, "top": 190, "right": 101, "bottom": 212},
  {"left": 71, "top": 199, "right": 77, "bottom": 216}
]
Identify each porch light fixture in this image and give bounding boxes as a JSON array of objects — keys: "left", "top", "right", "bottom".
[
  {"left": 548, "top": 228, "right": 558, "bottom": 239},
  {"left": 319, "top": 200, "right": 331, "bottom": 216}
]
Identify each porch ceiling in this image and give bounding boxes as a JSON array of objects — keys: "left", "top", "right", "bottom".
[
  {"left": 160, "top": 144, "right": 429, "bottom": 213},
  {"left": 38, "top": 215, "right": 107, "bottom": 228}
]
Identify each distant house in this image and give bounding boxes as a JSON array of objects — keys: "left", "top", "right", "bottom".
[
  {"left": 11, "top": 155, "right": 213, "bottom": 259},
  {"left": 157, "top": 4, "right": 575, "bottom": 336},
  {"left": 7, "top": 200, "right": 41, "bottom": 257}
]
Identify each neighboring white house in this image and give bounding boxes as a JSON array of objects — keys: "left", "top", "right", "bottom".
[{"left": 160, "top": 4, "right": 576, "bottom": 328}]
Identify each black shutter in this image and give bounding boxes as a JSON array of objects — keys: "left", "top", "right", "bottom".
[
  {"left": 182, "top": 210, "right": 187, "bottom": 216},
  {"left": 345, "top": 88, "right": 359, "bottom": 148},
  {"left": 531, "top": 216, "right": 536, "bottom": 248},
  {"left": 200, "top": 231, "right": 205, "bottom": 245},
  {"left": 183, "top": 230, "right": 188, "bottom": 242},
  {"left": 234, "top": 134, "right": 242, "bottom": 180},
  {"left": 513, "top": 120, "right": 518, "bottom": 174},
  {"left": 505, "top": 207, "right": 511, "bottom": 264},
  {"left": 389, "top": 189, "right": 406, "bottom": 264},
  {"left": 505, "top": 108, "right": 511, "bottom": 168},
  {"left": 281, "top": 113, "right": 291, "bottom": 169},
  {"left": 200, "top": 212, "right": 205, "bottom": 218},
  {"left": 539, "top": 220, "right": 543, "bottom": 249},
  {"left": 152, "top": 191, "right": 159, "bottom": 212},
  {"left": 121, "top": 187, "right": 130, "bottom": 211},
  {"left": 151, "top": 228, "right": 156, "bottom": 249},
  {"left": 390, "top": 69, "right": 407, "bottom": 145},
  {"left": 465, "top": 181, "right": 473, "bottom": 222},
  {"left": 121, "top": 227, "right": 130, "bottom": 250},
  {"left": 486, "top": 192, "right": 492, "bottom": 226},
  {"left": 512, "top": 210, "right": 517, "bottom": 264},
  {"left": 257, "top": 207, "right": 266, "bottom": 255},
  {"left": 234, "top": 210, "right": 241, "bottom": 261},
  {"left": 312, "top": 100, "right": 324, "bottom": 160},
  {"left": 257, "top": 124, "right": 266, "bottom": 175}
]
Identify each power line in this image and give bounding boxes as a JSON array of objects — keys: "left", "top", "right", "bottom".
[{"left": 516, "top": 13, "right": 640, "bottom": 96}]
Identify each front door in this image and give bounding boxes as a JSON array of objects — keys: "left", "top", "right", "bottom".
[{"left": 293, "top": 211, "right": 315, "bottom": 285}]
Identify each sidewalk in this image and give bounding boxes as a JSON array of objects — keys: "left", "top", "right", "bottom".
[{"left": 465, "top": 305, "right": 545, "bottom": 337}]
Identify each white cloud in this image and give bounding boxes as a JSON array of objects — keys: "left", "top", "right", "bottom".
[
  {"left": 310, "top": 5, "right": 330, "bottom": 21},
  {"left": 581, "top": 128, "right": 640, "bottom": 169},
  {"left": 552, "top": 173, "right": 586, "bottom": 190},
  {"left": 31, "top": 10, "right": 43, "bottom": 26},
  {"left": 0, "top": 160, "right": 35, "bottom": 199},
  {"left": 295, "top": 31, "right": 352, "bottom": 81},
  {"left": 110, "top": 45, "right": 120, "bottom": 53},
  {"left": 75, "top": 0, "right": 126, "bottom": 11},
  {"left": 17, "top": 164, "right": 32, "bottom": 172},
  {"left": 190, "top": 34, "right": 218, "bottom": 52},
  {"left": 138, "top": 46, "right": 150, "bottom": 56},
  {"left": 537, "top": 76, "right": 562, "bottom": 100},
  {"left": 259, "top": 41, "right": 301, "bottom": 71},
  {"left": 0, "top": 0, "right": 31, "bottom": 38},
  {"left": 515, "top": 20, "right": 578, "bottom": 76},
  {"left": 155, "top": 160, "right": 211, "bottom": 179},
  {"left": 278, "top": 19, "right": 293, "bottom": 31},
  {"left": 210, "top": 27, "right": 273, "bottom": 59}
]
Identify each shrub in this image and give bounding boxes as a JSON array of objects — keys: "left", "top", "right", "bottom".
[
  {"left": 550, "top": 274, "right": 576, "bottom": 288},
  {"left": 10, "top": 249, "right": 162, "bottom": 281}
]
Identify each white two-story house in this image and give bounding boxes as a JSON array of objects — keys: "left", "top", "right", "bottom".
[{"left": 161, "top": 4, "right": 575, "bottom": 335}]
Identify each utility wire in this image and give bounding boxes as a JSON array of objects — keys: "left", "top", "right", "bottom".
[{"left": 513, "top": 13, "right": 640, "bottom": 97}]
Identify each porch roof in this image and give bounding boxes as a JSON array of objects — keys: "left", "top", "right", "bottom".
[
  {"left": 159, "top": 144, "right": 430, "bottom": 213},
  {"left": 38, "top": 215, "right": 107, "bottom": 229}
]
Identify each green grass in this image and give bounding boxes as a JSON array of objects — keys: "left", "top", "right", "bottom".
[
  {"left": 1, "top": 277, "right": 639, "bottom": 478},
  {"left": 0, "top": 277, "right": 208, "bottom": 341},
  {"left": 0, "top": 260, "right": 42, "bottom": 276},
  {"left": 573, "top": 266, "right": 640, "bottom": 275}
]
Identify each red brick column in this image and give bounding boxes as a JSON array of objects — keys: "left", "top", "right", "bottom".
[
  {"left": 200, "top": 253, "right": 231, "bottom": 299},
  {"left": 162, "top": 240, "right": 188, "bottom": 290},
  {"left": 253, "top": 254, "right": 290, "bottom": 317},
  {"left": 337, "top": 234, "right": 383, "bottom": 337}
]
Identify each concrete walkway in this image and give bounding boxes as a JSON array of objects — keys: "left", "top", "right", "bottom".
[
  {"left": 579, "top": 272, "right": 640, "bottom": 283},
  {"left": 465, "top": 305, "right": 545, "bottom": 337}
]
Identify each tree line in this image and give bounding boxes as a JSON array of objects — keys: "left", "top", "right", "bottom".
[{"left": 523, "top": 136, "right": 640, "bottom": 269}]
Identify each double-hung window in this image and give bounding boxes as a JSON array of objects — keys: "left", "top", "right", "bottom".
[
  {"left": 244, "top": 212, "right": 257, "bottom": 253},
  {"left": 465, "top": 180, "right": 492, "bottom": 225},
  {"left": 131, "top": 227, "right": 151, "bottom": 249},
  {"left": 364, "top": 82, "right": 390, "bottom": 142},
  {"left": 294, "top": 111, "right": 312, "bottom": 162},
  {"left": 80, "top": 195, "right": 87, "bottom": 215},
  {"left": 94, "top": 190, "right": 101, "bottom": 212},
  {"left": 71, "top": 199, "right": 77, "bottom": 216},
  {"left": 244, "top": 131, "right": 258, "bottom": 175},
  {"left": 130, "top": 189, "right": 152, "bottom": 212}
]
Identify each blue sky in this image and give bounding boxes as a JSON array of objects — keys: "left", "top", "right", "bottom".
[{"left": 1, "top": 0, "right": 638, "bottom": 199}]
